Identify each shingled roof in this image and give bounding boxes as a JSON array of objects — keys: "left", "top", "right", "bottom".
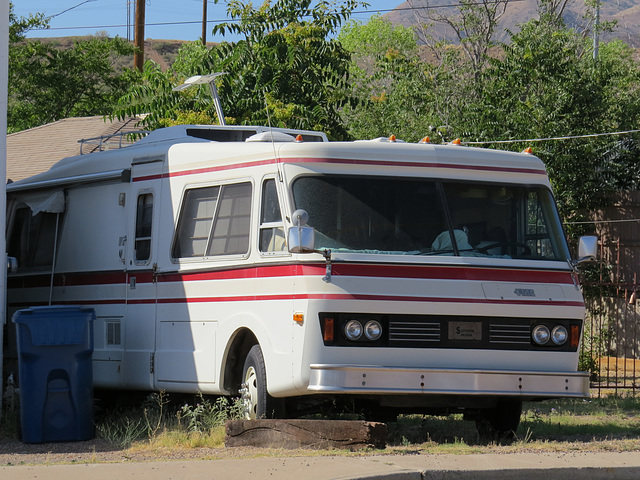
[{"left": 7, "top": 116, "right": 143, "bottom": 183}]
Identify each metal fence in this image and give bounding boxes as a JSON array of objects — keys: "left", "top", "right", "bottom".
[{"left": 582, "top": 238, "right": 640, "bottom": 396}]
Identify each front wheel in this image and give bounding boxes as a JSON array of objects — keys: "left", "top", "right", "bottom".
[{"left": 240, "top": 344, "right": 284, "bottom": 419}]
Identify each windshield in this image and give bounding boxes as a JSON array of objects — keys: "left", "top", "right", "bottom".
[{"left": 292, "top": 176, "right": 570, "bottom": 261}]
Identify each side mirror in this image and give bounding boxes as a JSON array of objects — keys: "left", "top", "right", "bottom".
[
  {"left": 577, "top": 236, "right": 598, "bottom": 263},
  {"left": 288, "top": 209, "right": 315, "bottom": 253}
]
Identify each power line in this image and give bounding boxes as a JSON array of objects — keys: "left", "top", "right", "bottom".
[
  {"left": 565, "top": 218, "right": 640, "bottom": 225},
  {"left": 27, "top": 1, "right": 529, "bottom": 33},
  {"left": 50, "top": 0, "right": 97, "bottom": 19},
  {"left": 462, "top": 130, "right": 640, "bottom": 145}
]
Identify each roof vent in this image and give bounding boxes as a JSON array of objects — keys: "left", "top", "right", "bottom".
[{"left": 245, "top": 131, "right": 297, "bottom": 143}]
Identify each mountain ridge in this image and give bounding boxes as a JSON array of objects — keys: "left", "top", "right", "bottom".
[{"left": 384, "top": 0, "right": 640, "bottom": 48}]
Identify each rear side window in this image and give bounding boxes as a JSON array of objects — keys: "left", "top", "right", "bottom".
[
  {"left": 172, "top": 182, "right": 252, "bottom": 258},
  {"left": 7, "top": 206, "right": 60, "bottom": 269},
  {"left": 135, "top": 193, "right": 153, "bottom": 262}
]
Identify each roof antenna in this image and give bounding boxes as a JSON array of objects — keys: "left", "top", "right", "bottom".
[
  {"left": 263, "top": 90, "right": 282, "bottom": 178},
  {"left": 263, "top": 89, "right": 278, "bottom": 147},
  {"left": 173, "top": 72, "right": 227, "bottom": 125}
]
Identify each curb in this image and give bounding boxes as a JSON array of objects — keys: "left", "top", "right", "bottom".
[{"left": 351, "top": 466, "right": 640, "bottom": 480}]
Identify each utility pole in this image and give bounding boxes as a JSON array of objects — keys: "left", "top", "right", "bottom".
[
  {"left": 134, "top": 0, "right": 145, "bottom": 72},
  {"left": 202, "top": 0, "right": 207, "bottom": 45},
  {"left": 0, "top": 0, "right": 9, "bottom": 419}
]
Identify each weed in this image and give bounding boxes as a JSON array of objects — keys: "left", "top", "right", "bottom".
[
  {"left": 96, "top": 416, "right": 147, "bottom": 448},
  {"left": 178, "top": 395, "right": 243, "bottom": 433},
  {"left": 143, "top": 390, "right": 170, "bottom": 437},
  {"left": 95, "top": 392, "right": 244, "bottom": 449}
]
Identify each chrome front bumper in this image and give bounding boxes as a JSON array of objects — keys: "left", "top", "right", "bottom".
[{"left": 308, "top": 364, "right": 590, "bottom": 398}]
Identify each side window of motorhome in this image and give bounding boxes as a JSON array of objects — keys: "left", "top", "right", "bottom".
[
  {"left": 259, "top": 179, "right": 286, "bottom": 252},
  {"left": 172, "top": 182, "right": 252, "bottom": 258},
  {"left": 135, "top": 193, "right": 153, "bottom": 262},
  {"left": 7, "top": 206, "right": 58, "bottom": 269}
]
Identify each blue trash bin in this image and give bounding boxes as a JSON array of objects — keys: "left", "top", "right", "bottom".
[{"left": 13, "top": 306, "right": 95, "bottom": 443}]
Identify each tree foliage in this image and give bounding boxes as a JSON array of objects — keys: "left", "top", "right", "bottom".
[
  {"left": 11, "top": 0, "right": 640, "bottom": 224},
  {"left": 342, "top": 7, "right": 640, "bottom": 223},
  {"left": 338, "top": 15, "right": 437, "bottom": 141},
  {"left": 9, "top": 36, "right": 138, "bottom": 133},
  {"left": 9, "top": 3, "right": 48, "bottom": 43},
  {"left": 115, "top": 0, "right": 366, "bottom": 139},
  {"left": 467, "top": 14, "right": 640, "bottom": 223}
]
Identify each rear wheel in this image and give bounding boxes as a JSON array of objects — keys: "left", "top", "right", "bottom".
[
  {"left": 475, "top": 399, "right": 522, "bottom": 444},
  {"left": 240, "top": 344, "right": 283, "bottom": 419}
]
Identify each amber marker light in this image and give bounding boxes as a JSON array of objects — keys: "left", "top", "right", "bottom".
[
  {"left": 323, "top": 317, "right": 335, "bottom": 342},
  {"left": 295, "top": 134, "right": 304, "bottom": 142},
  {"left": 570, "top": 325, "right": 580, "bottom": 348},
  {"left": 420, "top": 136, "right": 431, "bottom": 143},
  {"left": 293, "top": 313, "right": 304, "bottom": 325},
  {"left": 451, "top": 138, "right": 462, "bottom": 145},
  {"left": 522, "top": 147, "right": 533, "bottom": 154},
  {"left": 388, "top": 135, "right": 397, "bottom": 142}
]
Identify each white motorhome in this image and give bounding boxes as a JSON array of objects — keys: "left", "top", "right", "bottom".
[{"left": 5, "top": 124, "right": 595, "bottom": 439}]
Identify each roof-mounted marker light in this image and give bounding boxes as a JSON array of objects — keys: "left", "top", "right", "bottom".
[
  {"left": 451, "top": 138, "right": 462, "bottom": 145},
  {"left": 420, "top": 136, "right": 431, "bottom": 144},
  {"left": 389, "top": 135, "right": 397, "bottom": 142},
  {"left": 522, "top": 147, "right": 533, "bottom": 154},
  {"left": 295, "top": 135, "right": 304, "bottom": 142}
]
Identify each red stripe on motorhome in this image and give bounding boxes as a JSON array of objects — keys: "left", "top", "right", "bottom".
[
  {"left": 283, "top": 157, "right": 548, "bottom": 176},
  {"left": 158, "top": 264, "right": 573, "bottom": 285},
  {"left": 133, "top": 158, "right": 277, "bottom": 182},
  {"left": 7, "top": 263, "right": 575, "bottom": 290},
  {"left": 9, "top": 292, "right": 583, "bottom": 308},
  {"left": 132, "top": 156, "right": 547, "bottom": 182}
]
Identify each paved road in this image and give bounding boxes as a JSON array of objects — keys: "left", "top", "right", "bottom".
[{"left": 2, "top": 451, "right": 640, "bottom": 479}]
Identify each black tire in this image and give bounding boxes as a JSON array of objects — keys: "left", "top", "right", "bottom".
[
  {"left": 240, "top": 344, "right": 284, "bottom": 419},
  {"left": 475, "top": 399, "right": 522, "bottom": 444}
]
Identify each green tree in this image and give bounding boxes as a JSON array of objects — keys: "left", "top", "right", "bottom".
[
  {"left": 412, "top": 0, "right": 510, "bottom": 79},
  {"left": 9, "top": 2, "right": 48, "bottom": 43},
  {"left": 458, "top": 13, "right": 640, "bottom": 224},
  {"left": 115, "top": 0, "right": 366, "bottom": 139},
  {"left": 9, "top": 36, "right": 138, "bottom": 132},
  {"left": 338, "top": 15, "right": 436, "bottom": 141}
]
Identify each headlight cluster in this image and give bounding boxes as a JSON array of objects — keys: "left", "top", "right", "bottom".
[
  {"left": 344, "top": 319, "right": 383, "bottom": 342},
  {"left": 532, "top": 324, "right": 568, "bottom": 346}
]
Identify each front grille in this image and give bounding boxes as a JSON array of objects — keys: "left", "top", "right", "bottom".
[
  {"left": 489, "top": 323, "right": 531, "bottom": 344},
  {"left": 319, "top": 312, "right": 579, "bottom": 352},
  {"left": 389, "top": 320, "right": 440, "bottom": 344}
]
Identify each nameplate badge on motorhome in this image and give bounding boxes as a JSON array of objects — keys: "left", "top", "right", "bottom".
[{"left": 448, "top": 322, "right": 482, "bottom": 341}]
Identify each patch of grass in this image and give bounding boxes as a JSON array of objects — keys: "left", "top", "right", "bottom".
[
  {"left": 382, "top": 395, "right": 640, "bottom": 453},
  {"left": 95, "top": 391, "right": 244, "bottom": 450},
  {"left": 6, "top": 390, "right": 640, "bottom": 456}
]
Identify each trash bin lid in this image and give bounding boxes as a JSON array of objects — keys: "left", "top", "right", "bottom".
[{"left": 13, "top": 306, "right": 95, "bottom": 346}]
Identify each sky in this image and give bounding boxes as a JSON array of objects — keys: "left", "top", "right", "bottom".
[{"left": 14, "top": 1, "right": 402, "bottom": 42}]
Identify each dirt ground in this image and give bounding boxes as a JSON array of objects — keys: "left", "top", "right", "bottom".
[{"left": 0, "top": 437, "right": 262, "bottom": 466}]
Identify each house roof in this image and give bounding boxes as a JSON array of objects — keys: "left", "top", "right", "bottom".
[{"left": 7, "top": 116, "right": 143, "bottom": 183}]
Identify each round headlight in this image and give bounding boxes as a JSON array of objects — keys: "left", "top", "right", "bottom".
[
  {"left": 364, "top": 320, "right": 382, "bottom": 341},
  {"left": 344, "top": 320, "right": 363, "bottom": 341},
  {"left": 532, "top": 325, "right": 550, "bottom": 345},
  {"left": 551, "top": 325, "right": 568, "bottom": 345}
]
